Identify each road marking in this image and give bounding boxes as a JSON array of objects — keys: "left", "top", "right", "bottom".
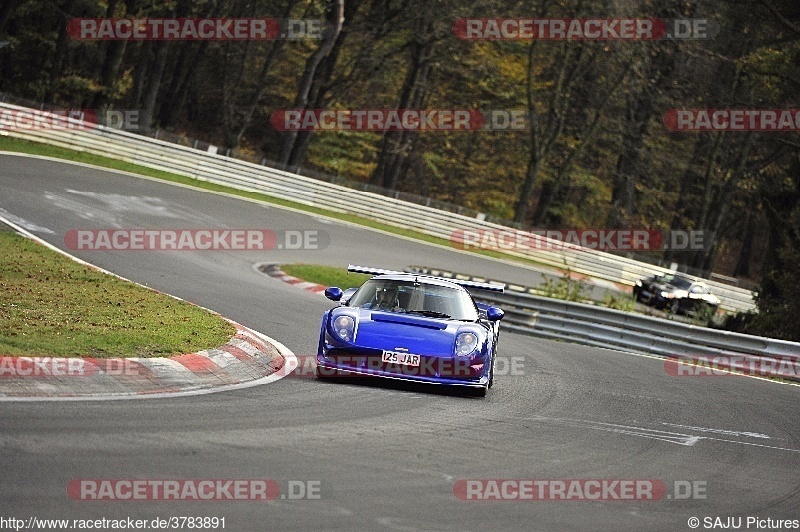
[
  {"left": 549, "top": 417, "right": 701, "bottom": 446},
  {"left": 375, "top": 517, "right": 469, "bottom": 532},
  {"left": 0, "top": 208, "right": 54, "bottom": 234},
  {"left": 521, "top": 416, "right": 800, "bottom": 452},
  {"left": 661, "top": 423, "right": 770, "bottom": 439}
]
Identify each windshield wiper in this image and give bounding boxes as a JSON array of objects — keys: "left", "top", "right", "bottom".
[{"left": 405, "top": 309, "right": 451, "bottom": 318}]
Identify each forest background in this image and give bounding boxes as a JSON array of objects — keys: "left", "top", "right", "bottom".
[{"left": 1, "top": 0, "right": 798, "bottom": 339}]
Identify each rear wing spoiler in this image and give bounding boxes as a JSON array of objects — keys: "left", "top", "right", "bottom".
[{"left": 348, "top": 264, "right": 505, "bottom": 293}]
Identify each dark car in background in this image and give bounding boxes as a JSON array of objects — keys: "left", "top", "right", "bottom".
[{"left": 633, "top": 273, "right": 721, "bottom": 315}]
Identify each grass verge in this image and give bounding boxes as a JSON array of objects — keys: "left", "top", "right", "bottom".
[
  {"left": 280, "top": 264, "right": 370, "bottom": 290},
  {"left": 0, "top": 231, "right": 235, "bottom": 357}
]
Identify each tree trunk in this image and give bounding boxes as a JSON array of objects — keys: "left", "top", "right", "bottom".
[
  {"left": 139, "top": 42, "right": 169, "bottom": 133},
  {"left": 277, "top": 0, "right": 345, "bottom": 169},
  {"left": 607, "top": 90, "right": 651, "bottom": 229},
  {"left": 697, "top": 132, "right": 755, "bottom": 272},
  {"left": 44, "top": 0, "right": 74, "bottom": 103},
  {"left": 533, "top": 60, "right": 630, "bottom": 226},
  {"left": 0, "top": 0, "right": 23, "bottom": 34},
  {"left": 92, "top": 36, "right": 128, "bottom": 110},
  {"left": 606, "top": 2, "right": 684, "bottom": 229},
  {"left": 513, "top": 42, "right": 585, "bottom": 224},
  {"left": 370, "top": 22, "right": 435, "bottom": 188},
  {"left": 663, "top": 135, "right": 712, "bottom": 265},
  {"left": 284, "top": 0, "right": 365, "bottom": 171},
  {"left": 159, "top": 41, "right": 209, "bottom": 127},
  {"left": 230, "top": 37, "right": 286, "bottom": 145},
  {"left": 733, "top": 210, "right": 754, "bottom": 277}
]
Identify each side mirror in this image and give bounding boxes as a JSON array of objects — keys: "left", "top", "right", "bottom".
[
  {"left": 486, "top": 306, "right": 504, "bottom": 321},
  {"left": 325, "top": 287, "right": 343, "bottom": 301}
]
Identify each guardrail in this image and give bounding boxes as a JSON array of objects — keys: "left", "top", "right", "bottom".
[
  {"left": 0, "top": 101, "right": 756, "bottom": 313},
  {"left": 404, "top": 267, "right": 798, "bottom": 381}
]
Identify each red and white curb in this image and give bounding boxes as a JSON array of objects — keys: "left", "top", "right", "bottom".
[
  {"left": 0, "top": 321, "right": 291, "bottom": 401},
  {"left": 0, "top": 216, "right": 297, "bottom": 401},
  {"left": 259, "top": 263, "right": 329, "bottom": 296}
]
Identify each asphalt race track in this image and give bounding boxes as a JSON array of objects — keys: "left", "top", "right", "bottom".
[{"left": 1, "top": 154, "right": 799, "bottom": 531}]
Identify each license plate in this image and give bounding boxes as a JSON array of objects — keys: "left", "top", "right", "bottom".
[{"left": 382, "top": 351, "right": 420, "bottom": 367}]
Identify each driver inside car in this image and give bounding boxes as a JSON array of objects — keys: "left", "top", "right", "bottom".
[{"left": 370, "top": 286, "right": 401, "bottom": 311}]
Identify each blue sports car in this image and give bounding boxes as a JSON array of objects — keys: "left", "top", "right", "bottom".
[{"left": 316, "top": 265, "right": 505, "bottom": 396}]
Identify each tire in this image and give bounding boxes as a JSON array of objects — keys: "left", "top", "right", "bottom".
[
  {"left": 670, "top": 299, "right": 681, "bottom": 315},
  {"left": 470, "top": 384, "right": 488, "bottom": 398},
  {"left": 488, "top": 350, "right": 496, "bottom": 389}
]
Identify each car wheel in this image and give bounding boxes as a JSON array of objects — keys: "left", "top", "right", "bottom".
[
  {"left": 470, "top": 384, "right": 488, "bottom": 398},
  {"left": 670, "top": 299, "right": 681, "bottom": 315},
  {"left": 488, "top": 350, "right": 496, "bottom": 389}
]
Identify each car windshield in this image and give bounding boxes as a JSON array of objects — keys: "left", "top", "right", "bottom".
[
  {"left": 654, "top": 274, "right": 692, "bottom": 289},
  {"left": 347, "top": 278, "right": 479, "bottom": 321},
  {"left": 668, "top": 276, "right": 693, "bottom": 289}
]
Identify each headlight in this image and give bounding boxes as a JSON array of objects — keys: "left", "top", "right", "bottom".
[
  {"left": 661, "top": 291, "right": 675, "bottom": 299},
  {"left": 455, "top": 332, "right": 478, "bottom": 356},
  {"left": 332, "top": 315, "right": 355, "bottom": 342}
]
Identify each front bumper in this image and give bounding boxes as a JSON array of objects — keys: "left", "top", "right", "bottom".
[
  {"left": 316, "top": 352, "right": 489, "bottom": 388},
  {"left": 637, "top": 287, "right": 671, "bottom": 307}
]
